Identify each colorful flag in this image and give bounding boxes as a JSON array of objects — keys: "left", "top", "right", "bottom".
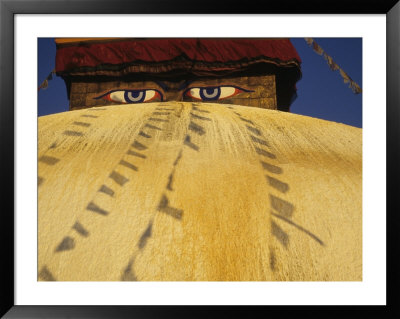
[
  {"left": 339, "top": 68, "right": 350, "bottom": 84},
  {"left": 312, "top": 41, "right": 324, "bottom": 55},
  {"left": 323, "top": 53, "right": 339, "bottom": 71},
  {"left": 38, "top": 69, "right": 56, "bottom": 91},
  {"left": 305, "top": 38, "right": 313, "bottom": 46}
]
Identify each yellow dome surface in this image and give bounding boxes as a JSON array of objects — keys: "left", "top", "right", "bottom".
[{"left": 38, "top": 102, "right": 362, "bottom": 281}]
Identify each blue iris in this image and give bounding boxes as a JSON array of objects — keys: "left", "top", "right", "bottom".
[
  {"left": 124, "top": 90, "right": 145, "bottom": 103},
  {"left": 200, "top": 87, "right": 221, "bottom": 101}
]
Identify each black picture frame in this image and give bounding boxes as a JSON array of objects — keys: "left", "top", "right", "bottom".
[{"left": 1, "top": 0, "right": 398, "bottom": 318}]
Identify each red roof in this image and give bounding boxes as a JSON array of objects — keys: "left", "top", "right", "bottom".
[{"left": 55, "top": 38, "right": 301, "bottom": 76}]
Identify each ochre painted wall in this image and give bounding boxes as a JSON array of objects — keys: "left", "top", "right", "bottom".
[{"left": 38, "top": 102, "right": 362, "bottom": 281}]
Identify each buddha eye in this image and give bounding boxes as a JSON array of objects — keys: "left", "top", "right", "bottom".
[
  {"left": 184, "top": 86, "right": 253, "bottom": 101},
  {"left": 94, "top": 89, "right": 163, "bottom": 104}
]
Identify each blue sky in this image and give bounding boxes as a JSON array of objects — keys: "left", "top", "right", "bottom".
[{"left": 38, "top": 38, "right": 362, "bottom": 128}]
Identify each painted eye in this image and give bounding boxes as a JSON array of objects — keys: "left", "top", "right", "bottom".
[
  {"left": 185, "top": 86, "right": 253, "bottom": 101},
  {"left": 94, "top": 89, "right": 163, "bottom": 104}
]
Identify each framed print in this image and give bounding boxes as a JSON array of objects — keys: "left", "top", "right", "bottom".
[{"left": 1, "top": 0, "right": 399, "bottom": 318}]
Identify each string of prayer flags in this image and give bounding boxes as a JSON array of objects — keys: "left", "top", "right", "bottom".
[
  {"left": 312, "top": 41, "right": 324, "bottom": 55},
  {"left": 323, "top": 52, "right": 339, "bottom": 71},
  {"left": 339, "top": 69, "right": 350, "bottom": 84},
  {"left": 304, "top": 38, "right": 313, "bottom": 46},
  {"left": 38, "top": 69, "right": 56, "bottom": 91},
  {"left": 304, "top": 38, "right": 362, "bottom": 94},
  {"left": 40, "top": 79, "right": 48, "bottom": 90}
]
